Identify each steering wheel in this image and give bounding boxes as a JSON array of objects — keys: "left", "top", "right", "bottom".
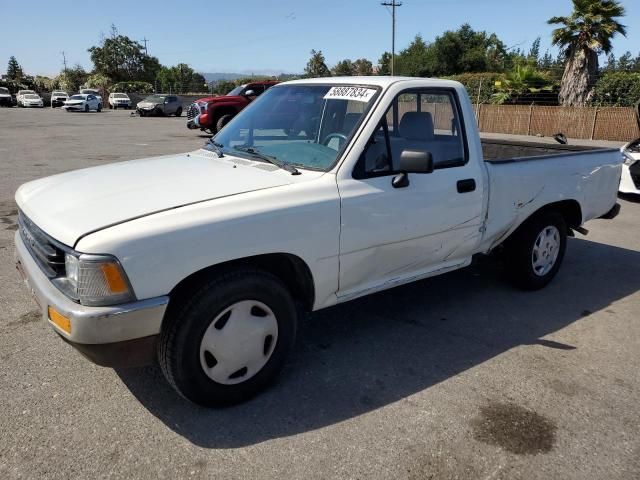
[{"left": 322, "top": 133, "right": 348, "bottom": 148}]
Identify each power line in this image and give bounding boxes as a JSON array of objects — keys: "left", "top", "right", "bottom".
[{"left": 381, "top": 1, "right": 402, "bottom": 76}]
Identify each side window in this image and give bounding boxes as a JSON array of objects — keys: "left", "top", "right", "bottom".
[
  {"left": 357, "top": 89, "right": 466, "bottom": 177},
  {"left": 248, "top": 84, "right": 265, "bottom": 96}
]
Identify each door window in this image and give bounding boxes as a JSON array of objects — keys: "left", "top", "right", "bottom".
[{"left": 355, "top": 89, "right": 466, "bottom": 178}]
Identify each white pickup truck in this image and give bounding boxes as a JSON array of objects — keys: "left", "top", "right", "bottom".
[{"left": 14, "top": 77, "right": 622, "bottom": 406}]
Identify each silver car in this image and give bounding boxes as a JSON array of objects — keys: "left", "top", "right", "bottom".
[{"left": 136, "top": 94, "right": 182, "bottom": 117}]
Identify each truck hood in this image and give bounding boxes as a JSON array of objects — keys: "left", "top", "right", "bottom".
[{"left": 16, "top": 149, "right": 308, "bottom": 247}]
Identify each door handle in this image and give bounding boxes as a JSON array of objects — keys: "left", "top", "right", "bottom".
[{"left": 457, "top": 179, "right": 476, "bottom": 193}]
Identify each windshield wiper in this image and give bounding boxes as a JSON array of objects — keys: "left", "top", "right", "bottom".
[
  {"left": 233, "top": 145, "right": 300, "bottom": 175},
  {"left": 204, "top": 139, "right": 225, "bottom": 158}
]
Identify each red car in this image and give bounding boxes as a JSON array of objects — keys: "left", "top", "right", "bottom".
[{"left": 187, "top": 81, "right": 279, "bottom": 134}]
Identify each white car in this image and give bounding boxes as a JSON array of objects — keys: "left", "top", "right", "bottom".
[
  {"left": 80, "top": 88, "right": 102, "bottom": 107},
  {"left": 20, "top": 93, "right": 44, "bottom": 108},
  {"left": 620, "top": 138, "right": 640, "bottom": 195},
  {"left": 63, "top": 93, "right": 102, "bottom": 112},
  {"left": 16, "top": 89, "right": 37, "bottom": 107},
  {"left": 51, "top": 90, "right": 69, "bottom": 108},
  {"left": 108, "top": 92, "right": 131, "bottom": 109},
  {"left": 14, "top": 77, "right": 622, "bottom": 406}
]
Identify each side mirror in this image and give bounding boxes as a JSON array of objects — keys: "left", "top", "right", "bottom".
[
  {"left": 398, "top": 149, "right": 434, "bottom": 174},
  {"left": 244, "top": 89, "right": 256, "bottom": 97}
]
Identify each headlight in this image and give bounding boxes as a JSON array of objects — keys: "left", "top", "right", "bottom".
[
  {"left": 56, "top": 253, "right": 135, "bottom": 306},
  {"left": 623, "top": 150, "right": 637, "bottom": 166}
]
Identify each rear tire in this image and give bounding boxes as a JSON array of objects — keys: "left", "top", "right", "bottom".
[
  {"left": 158, "top": 268, "right": 297, "bottom": 406},
  {"left": 175, "top": 107, "right": 182, "bottom": 117},
  {"left": 216, "top": 113, "right": 233, "bottom": 133},
  {"left": 504, "top": 212, "right": 567, "bottom": 290}
]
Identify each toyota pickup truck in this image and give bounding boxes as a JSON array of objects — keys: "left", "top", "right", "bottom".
[{"left": 14, "top": 77, "right": 622, "bottom": 406}]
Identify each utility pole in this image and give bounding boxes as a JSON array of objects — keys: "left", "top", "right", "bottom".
[
  {"left": 141, "top": 37, "right": 149, "bottom": 56},
  {"left": 381, "top": 1, "right": 402, "bottom": 76},
  {"left": 61, "top": 51, "right": 67, "bottom": 72}
]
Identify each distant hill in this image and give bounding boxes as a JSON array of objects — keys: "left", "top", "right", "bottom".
[{"left": 201, "top": 71, "right": 301, "bottom": 83}]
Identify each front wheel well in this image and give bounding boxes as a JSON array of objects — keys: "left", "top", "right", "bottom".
[{"left": 168, "top": 253, "right": 316, "bottom": 314}]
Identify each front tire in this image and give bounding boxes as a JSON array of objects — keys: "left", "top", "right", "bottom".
[
  {"left": 158, "top": 268, "right": 297, "bottom": 406},
  {"left": 504, "top": 212, "right": 567, "bottom": 290},
  {"left": 175, "top": 107, "right": 182, "bottom": 117},
  {"left": 216, "top": 113, "right": 233, "bottom": 133},
  {"left": 97, "top": 103, "right": 102, "bottom": 112},
  {"left": 84, "top": 104, "right": 89, "bottom": 112}
]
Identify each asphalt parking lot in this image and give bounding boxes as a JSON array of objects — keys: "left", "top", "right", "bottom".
[{"left": 0, "top": 107, "right": 639, "bottom": 479}]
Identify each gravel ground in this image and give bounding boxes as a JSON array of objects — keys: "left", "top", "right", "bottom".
[{"left": 0, "top": 108, "right": 639, "bottom": 480}]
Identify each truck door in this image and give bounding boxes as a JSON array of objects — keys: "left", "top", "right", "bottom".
[{"left": 336, "top": 88, "right": 484, "bottom": 299}]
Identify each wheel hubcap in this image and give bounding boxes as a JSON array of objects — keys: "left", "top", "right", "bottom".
[
  {"left": 532, "top": 225, "right": 560, "bottom": 276},
  {"left": 199, "top": 300, "right": 278, "bottom": 385}
]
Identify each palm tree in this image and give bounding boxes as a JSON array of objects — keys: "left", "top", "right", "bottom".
[{"left": 548, "top": 0, "right": 626, "bottom": 106}]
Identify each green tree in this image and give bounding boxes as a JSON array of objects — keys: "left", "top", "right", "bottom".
[
  {"left": 353, "top": 58, "right": 373, "bottom": 76},
  {"left": 88, "top": 32, "right": 161, "bottom": 83},
  {"left": 548, "top": 0, "right": 627, "bottom": 106},
  {"left": 617, "top": 51, "right": 634, "bottom": 71},
  {"left": 395, "top": 35, "right": 433, "bottom": 76},
  {"left": 427, "top": 25, "right": 508, "bottom": 76},
  {"left": 55, "top": 64, "right": 88, "bottom": 92},
  {"left": 591, "top": 71, "right": 640, "bottom": 106},
  {"left": 332, "top": 59, "right": 354, "bottom": 76},
  {"left": 378, "top": 52, "right": 392, "bottom": 75},
  {"left": 7, "top": 56, "right": 23, "bottom": 80},
  {"left": 304, "top": 50, "right": 331, "bottom": 78},
  {"left": 528, "top": 37, "right": 541, "bottom": 63},
  {"left": 213, "top": 80, "right": 237, "bottom": 95}
]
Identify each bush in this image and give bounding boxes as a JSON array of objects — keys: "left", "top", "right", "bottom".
[
  {"left": 111, "top": 81, "right": 154, "bottom": 94},
  {"left": 446, "top": 72, "right": 501, "bottom": 104},
  {"left": 591, "top": 72, "right": 640, "bottom": 107}
]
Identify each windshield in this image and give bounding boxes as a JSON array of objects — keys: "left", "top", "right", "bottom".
[
  {"left": 0, "top": 87, "right": 9, "bottom": 94},
  {"left": 20, "top": 90, "right": 35, "bottom": 95},
  {"left": 226, "top": 85, "right": 246, "bottom": 96},
  {"left": 144, "top": 95, "right": 164, "bottom": 103},
  {"left": 52, "top": 91, "right": 67, "bottom": 96},
  {"left": 69, "top": 95, "right": 84, "bottom": 100},
  {"left": 80, "top": 89, "right": 98, "bottom": 95},
  {"left": 113, "top": 93, "right": 128, "bottom": 98},
  {"left": 213, "top": 84, "right": 380, "bottom": 171},
  {"left": 25, "top": 94, "right": 40, "bottom": 99}
]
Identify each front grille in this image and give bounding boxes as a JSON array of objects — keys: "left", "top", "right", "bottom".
[
  {"left": 18, "top": 212, "right": 67, "bottom": 278},
  {"left": 187, "top": 103, "right": 200, "bottom": 121}
]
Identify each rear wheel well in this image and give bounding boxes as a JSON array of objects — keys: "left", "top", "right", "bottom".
[
  {"left": 507, "top": 200, "right": 582, "bottom": 242},
  {"left": 168, "top": 254, "right": 315, "bottom": 314}
]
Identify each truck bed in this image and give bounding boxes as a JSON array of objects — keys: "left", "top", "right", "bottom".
[{"left": 477, "top": 139, "right": 622, "bottom": 253}]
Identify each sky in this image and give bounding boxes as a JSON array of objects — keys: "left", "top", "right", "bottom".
[{"left": 1, "top": 0, "right": 639, "bottom": 77}]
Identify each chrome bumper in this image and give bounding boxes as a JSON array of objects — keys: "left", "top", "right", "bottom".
[{"left": 14, "top": 231, "right": 168, "bottom": 346}]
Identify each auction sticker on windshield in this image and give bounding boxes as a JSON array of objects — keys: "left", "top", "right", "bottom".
[{"left": 324, "top": 86, "right": 376, "bottom": 102}]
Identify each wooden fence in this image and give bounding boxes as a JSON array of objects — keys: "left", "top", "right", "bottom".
[{"left": 474, "top": 104, "right": 640, "bottom": 142}]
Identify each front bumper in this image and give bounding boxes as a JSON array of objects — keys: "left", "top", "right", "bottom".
[
  {"left": 63, "top": 104, "right": 85, "bottom": 111},
  {"left": 51, "top": 99, "right": 66, "bottom": 107},
  {"left": 14, "top": 231, "right": 168, "bottom": 366}
]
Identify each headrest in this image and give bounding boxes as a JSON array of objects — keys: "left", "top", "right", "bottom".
[{"left": 399, "top": 111, "right": 434, "bottom": 140}]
